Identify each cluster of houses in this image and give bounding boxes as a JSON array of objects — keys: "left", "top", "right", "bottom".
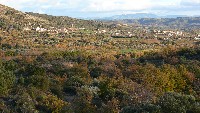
[
  {"left": 23, "top": 25, "right": 79, "bottom": 34},
  {"left": 153, "top": 30, "right": 184, "bottom": 37},
  {"left": 35, "top": 27, "right": 79, "bottom": 34},
  {"left": 194, "top": 34, "right": 200, "bottom": 40}
]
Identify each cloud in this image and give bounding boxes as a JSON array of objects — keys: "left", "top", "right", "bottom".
[
  {"left": 81, "top": 0, "right": 151, "bottom": 12},
  {"left": 180, "top": 0, "right": 200, "bottom": 6},
  {"left": 0, "top": 0, "right": 199, "bottom": 17},
  {"left": 0, "top": 0, "right": 174, "bottom": 12}
]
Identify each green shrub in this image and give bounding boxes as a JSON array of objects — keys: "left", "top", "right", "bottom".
[
  {"left": 0, "top": 65, "right": 15, "bottom": 96},
  {"left": 15, "top": 92, "right": 38, "bottom": 113},
  {"left": 5, "top": 50, "right": 17, "bottom": 56},
  {"left": 121, "top": 103, "right": 161, "bottom": 113},
  {"left": 158, "top": 92, "right": 196, "bottom": 113},
  {"left": 26, "top": 75, "right": 49, "bottom": 91}
]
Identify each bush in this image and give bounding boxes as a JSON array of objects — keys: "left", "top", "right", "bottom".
[
  {"left": 37, "top": 94, "right": 69, "bottom": 113},
  {"left": 121, "top": 103, "right": 161, "bottom": 113},
  {"left": 72, "top": 86, "right": 97, "bottom": 113},
  {"left": 25, "top": 64, "right": 46, "bottom": 76},
  {"left": 1, "top": 43, "right": 12, "bottom": 49},
  {"left": 158, "top": 92, "right": 196, "bottom": 113},
  {"left": 0, "top": 65, "right": 15, "bottom": 96},
  {"left": 90, "top": 67, "right": 102, "bottom": 78},
  {"left": 15, "top": 92, "right": 38, "bottom": 113},
  {"left": 26, "top": 75, "right": 49, "bottom": 91},
  {"left": 97, "top": 76, "right": 117, "bottom": 101},
  {"left": 3, "top": 60, "right": 18, "bottom": 71},
  {"left": 50, "top": 80, "right": 63, "bottom": 98}
]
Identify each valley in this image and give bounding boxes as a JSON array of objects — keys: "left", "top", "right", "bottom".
[{"left": 0, "top": 4, "right": 200, "bottom": 113}]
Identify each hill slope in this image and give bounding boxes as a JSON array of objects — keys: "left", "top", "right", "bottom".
[
  {"left": 26, "top": 12, "right": 107, "bottom": 30},
  {"left": 0, "top": 4, "right": 51, "bottom": 31},
  {"left": 0, "top": 4, "right": 107, "bottom": 31},
  {"left": 105, "top": 17, "right": 200, "bottom": 29}
]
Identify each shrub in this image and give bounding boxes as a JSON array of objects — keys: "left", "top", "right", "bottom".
[
  {"left": 0, "top": 65, "right": 15, "bottom": 96},
  {"left": 158, "top": 92, "right": 196, "bottom": 113},
  {"left": 26, "top": 75, "right": 49, "bottom": 91},
  {"left": 121, "top": 103, "right": 161, "bottom": 113},
  {"left": 15, "top": 92, "right": 38, "bottom": 113},
  {"left": 37, "top": 94, "right": 69, "bottom": 113}
]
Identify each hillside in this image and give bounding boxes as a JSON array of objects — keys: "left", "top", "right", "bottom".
[
  {"left": 26, "top": 12, "right": 107, "bottom": 30},
  {"left": 0, "top": 4, "right": 111, "bottom": 53},
  {"left": 0, "top": 4, "right": 51, "bottom": 31},
  {"left": 109, "top": 17, "right": 200, "bottom": 29},
  {"left": 0, "top": 4, "right": 200, "bottom": 52},
  {"left": 0, "top": 4, "right": 107, "bottom": 31}
]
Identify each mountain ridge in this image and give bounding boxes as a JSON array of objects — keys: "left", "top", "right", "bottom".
[
  {"left": 0, "top": 4, "right": 107, "bottom": 31},
  {"left": 94, "top": 13, "right": 199, "bottom": 20}
]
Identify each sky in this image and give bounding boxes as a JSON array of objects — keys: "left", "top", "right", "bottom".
[{"left": 0, "top": 0, "right": 200, "bottom": 18}]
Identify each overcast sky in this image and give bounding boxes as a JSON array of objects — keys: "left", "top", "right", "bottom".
[{"left": 0, "top": 0, "right": 200, "bottom": 18}]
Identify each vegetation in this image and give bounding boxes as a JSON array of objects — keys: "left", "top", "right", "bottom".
[
  {"left": 0, "top": 3, "right": 200, "bottom": 113},
  {"left": 0, "top": 48, "right": 200, "bottom": 112}
]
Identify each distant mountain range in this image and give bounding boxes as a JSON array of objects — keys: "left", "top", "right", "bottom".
[
  {"left": 92, "top": 13, "right": 199, "bottom": 20},
  {"left": 0, "top": 3, "right": 199, "bottom": 32},
  {"left": 102, "top": 13, "right": 159, "bottom": 20},
  {"left": 107, "top": 17, "right": 200, "bottom": 30}
]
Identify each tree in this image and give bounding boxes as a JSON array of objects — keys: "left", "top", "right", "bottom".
[
  {"left": 26, "top": 75, "right": 49, "bottom": 91},
  {"left": 15, "top": 91, "right": 38, "bottom": 113},
  {"left": 158, "top": 92, "right": 197, "bottom": 113},
  {"left": 0, "top": 64, "right": 15, "bottom": 96},
  {"left": 37, "top": 94, "right": 70, "bottom": 113},
  {"left": 97, "top": 76, "right": 118, "bottom": 101},
  {"left": 72, "top": 86, "right": 97, "bottom": 113},
  {"left": 121, "top": 103, "right": 160, "bottom": 113}
]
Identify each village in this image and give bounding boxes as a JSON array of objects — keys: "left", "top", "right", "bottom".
[{"left": 17, "top": 23, "right": 200, "bottom": 52}]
